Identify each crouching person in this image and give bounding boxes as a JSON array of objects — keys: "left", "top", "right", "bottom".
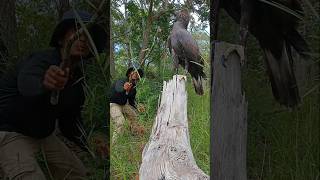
[
  {"left": 0, "top": 10, "right": 106, "bottom": 179},
  {"left": 110, "top": 67, "right": 145, "bottom": 144}
]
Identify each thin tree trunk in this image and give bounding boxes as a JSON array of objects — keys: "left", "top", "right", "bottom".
[
  {"left": 139, "top": 0, "right": 154, "bottom": 67},
  {"left": 92, "top": 0, "right": 111, "bottom": 74},
  {"left": 110, "top": 17, "right": 115, "bottom": 76},
  {"left": 0, "top": 0, "right": 17, "bottom": 58},
  {"left": 123, "top": 0, "right": 133, "bottom": 67}
]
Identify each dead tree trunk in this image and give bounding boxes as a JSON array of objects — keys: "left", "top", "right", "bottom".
[
  {"left": 210, "top": 42, "right": 247, "bottom": 180},
  {"left": 139, "top": 75, "right": 209, "bottom": 180}
]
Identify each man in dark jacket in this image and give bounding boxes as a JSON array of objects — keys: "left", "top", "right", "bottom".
[
  {"left": 110, "top": 67, "right": 144, "bottom": 143},
  {"left": 0, "top": 10, "right": 106, "bottom": 179}
]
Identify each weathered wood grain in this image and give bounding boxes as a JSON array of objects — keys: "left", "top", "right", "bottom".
[
  {"left": 210, "top": 41, "right": 247, "bottom": 180},
  {"left": 139, "top": 75, "right": 209, "bottom": 180}
]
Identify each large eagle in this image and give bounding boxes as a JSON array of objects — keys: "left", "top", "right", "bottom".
[
  {"left": 220, "top": 0, "right": 310, "bottom": 107},
  {"left": 168, "top": 10, "right": 206, "bottom": 95}
]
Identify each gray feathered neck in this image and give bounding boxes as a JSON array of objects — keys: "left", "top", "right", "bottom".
[{"left": 175, "top": 10, "right": 190, "bottom": 29}]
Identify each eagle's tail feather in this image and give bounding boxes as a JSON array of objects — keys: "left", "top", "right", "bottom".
[
  {"left": 263, "top": 41, "right": 300, "bottom": 107},
  {"left": 192, "top": 76, "right": 204, "bottom": 95},
  {"left": 286, "top": 29, "right": 311, "bottom": 59},
  {"left": 190, "top": 61, "right": 206, "bottom": 95}
]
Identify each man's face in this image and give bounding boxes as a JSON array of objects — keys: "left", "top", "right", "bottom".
[
  {"left": 61, "top": 27, "right": 90, "bottom": 58},
  {"left": 129, "top": 71, "right": 140, "bottom": 85}
]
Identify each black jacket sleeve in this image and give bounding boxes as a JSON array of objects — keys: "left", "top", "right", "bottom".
[
  {"left": 114, "top": 79, "right": 126, "bottom": 93},
  {"left": 17, "top": 53, "right": 53, "bottom": 96}
]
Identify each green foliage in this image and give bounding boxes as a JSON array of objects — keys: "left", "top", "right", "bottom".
[
  {"left": 188, "top": 80, "right": 210, "bottom": 174},
  {"left": 112, "top": 0, "right": 209, "bottom": 68}
]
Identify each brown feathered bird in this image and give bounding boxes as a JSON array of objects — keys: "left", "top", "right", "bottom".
[
  {"left": 220, "top": 0, "right": 310, "bottom": 107},
  {"left": 168, "top": 10, "right": 206, "bottom": 95}
]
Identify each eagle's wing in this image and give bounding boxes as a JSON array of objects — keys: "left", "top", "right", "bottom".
[{"left": 170, "top": 28, "right": 201, "bottom": 63}]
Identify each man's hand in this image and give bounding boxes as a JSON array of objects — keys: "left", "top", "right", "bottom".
[
  {"left": 43, "top": 65, "right": 69, "bottom": 91},
  {"left": 123, "top": 82, "right": 133, "bottom": 92}
]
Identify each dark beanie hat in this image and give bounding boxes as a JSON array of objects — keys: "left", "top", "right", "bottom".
[
  {"left": 49, "top": 10, "right": 107, "bottom": 54},
  {"left": 126, "top": 67, "right": 144, "bottom": 78}
]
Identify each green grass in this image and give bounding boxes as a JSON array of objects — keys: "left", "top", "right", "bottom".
[
  {"left": 77, "top": 62, "right": 109, "bottom": 179},
  {"left": 188, "top": 80, "right": 210, "bottom": 174},
  {"left": 243, "top": 35, "right": 320, "bottom": 180}
]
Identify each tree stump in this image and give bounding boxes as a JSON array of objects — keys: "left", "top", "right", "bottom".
[
  {"left": 139, "top": 75, "right": 209, "bottom": 180},
  {"left": 210, "top": 41, "right": 247, "bottom": 180}
]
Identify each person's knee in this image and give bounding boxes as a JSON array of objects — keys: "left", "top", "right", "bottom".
[
  {"left": 112, "top": 113, "right": 124, "bottom": 120},
  {"left": 59, "top": 165, "right": 88, "bottom": 179},
  {"left": 112, "top": 114, "right": 125, "bottom": 126},
  {"left": 123, "top": 106, "right": 138, "bottom": 117},
  {"left": 3, "top": 162, "right": 44, "bottom": 180}
]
